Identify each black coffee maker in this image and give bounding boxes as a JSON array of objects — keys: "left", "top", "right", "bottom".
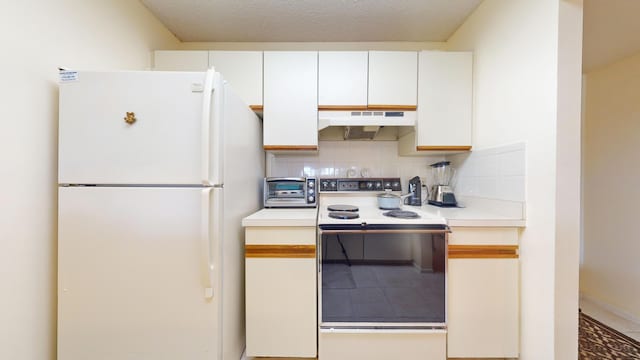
[{"left": 405, "top": 176, "right": 422, "bottom": 206}]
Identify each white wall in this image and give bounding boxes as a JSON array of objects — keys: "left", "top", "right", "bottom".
[
  {"left": 581, "top": 50, "right": 640, "bottom": 321},
  {"left": 553, "top": 2, "right": 583, "bottom": 358},
  {"left": 445, "top": 0, "right": 583, "bottom": 359},
  {"left": 0, "top": 2, "right": 179, "bottom": 359}
]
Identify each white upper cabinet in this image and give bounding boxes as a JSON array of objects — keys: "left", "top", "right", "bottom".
[
  {"left": 399, "top": 51, "right": 473, "bottom": 155},
  {"left": 153, "top": 50, "right": 209, "bottom": 71},
  {"left": 153, "top": 50, "right": 263, "bottom": 108},
  {"left": 318, "top": 51, "right": 368, "bottom": 108},
  {"left": 368, "top": 51, "right": 418, "bottom": 108},
  {"left": 263, "top": 51, "right": 318, "bottom": 150},
  {"left": 209, "top": 51, "right": 263, "bottom": 107},
  {"left": 416, "top": 51, "right": 472, "bottom": 150}
]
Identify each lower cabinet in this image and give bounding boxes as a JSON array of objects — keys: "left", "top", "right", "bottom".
[
  {"left": 447, "top": 227, "right": 520, "bottom": 358},
  {"left": 244, "top": 226, "right": 317, "bottom": 358}
]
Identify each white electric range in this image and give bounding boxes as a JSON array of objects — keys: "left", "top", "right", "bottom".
[{"left": 316, "top": 178, "right": 450, "bottom": 359}]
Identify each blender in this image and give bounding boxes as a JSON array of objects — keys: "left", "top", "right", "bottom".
[{"left": 428, "top": 161, "right": 458, "bottom": 207}]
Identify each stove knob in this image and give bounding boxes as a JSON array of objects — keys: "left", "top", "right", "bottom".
[
  {"left": 308, "top": 189, "right": 314, "bottom": 195},
  {"left": 308, "top": 181, "right": 314, "bottom": 188},
  {"left": 366, "top": 182, "right": 373, "bottom": 189},
  {"left": 308, "top": 195, "right": 315, "bottom": 203},
  {"left": 375, "top": 182, "right": 382, "bottom": 189},
  {"left": 392, "top": 181, "right": 400, "bottom": 190}
]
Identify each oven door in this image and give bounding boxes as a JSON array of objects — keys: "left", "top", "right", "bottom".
[{"left": 318, "top": 225, "right": 449, "bottom": 330}]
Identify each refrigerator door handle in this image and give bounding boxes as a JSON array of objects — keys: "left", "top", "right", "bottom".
[
  {"left": 201, "top": 188, "right": 215, "bottom": 299},
  {"left": 200, "top": 68, "right": 215, "bottom": 186}
]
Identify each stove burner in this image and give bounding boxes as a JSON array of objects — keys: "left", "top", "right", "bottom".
[
  {"left": 383, "top": 210, "right": 421, "bottom": 219},
  {"left": 327, "top": 204, "right": 359, "bottom": 212},
  {"left": 329, "top": 211, "right": 360, "bottom": 220},
  {"left": 379, "top": 206, "right": 401, "bottom": 210}
]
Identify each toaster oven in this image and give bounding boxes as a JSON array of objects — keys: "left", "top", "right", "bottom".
[{"left": 264, "top": 177, "right": 317, "bottom": 208}]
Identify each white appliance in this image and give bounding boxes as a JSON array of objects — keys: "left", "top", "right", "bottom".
[
  {"left": 316, "top": 178, "right": 449, "bottom": 360},
  {"left": 57, "top": 69, "right": 265, "bottom": 360}
]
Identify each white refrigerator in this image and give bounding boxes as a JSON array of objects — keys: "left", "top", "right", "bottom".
[{"left": 57, "top": 69, "right": 265, "bottom": 360}]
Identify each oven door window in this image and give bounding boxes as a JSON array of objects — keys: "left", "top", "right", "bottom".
[
  {"left": 320, "top": 232, "right": 446, "bottom": 326},
  {"left": 267, "top": 181, "right": 305, "bottom": 200}
]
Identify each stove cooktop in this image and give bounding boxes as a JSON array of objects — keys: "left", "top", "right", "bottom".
[
  {"left": 327, "top": 204, "right": 359, "bottom": 212},
  {"left": 383, "top": 210, "right": 420, "bottom": 219},
  {"left": 318, "top": 194, "right": 446, "bottom": 227},
  {"left": 328, "top": 211, "right": 360, "bottom": 219}
]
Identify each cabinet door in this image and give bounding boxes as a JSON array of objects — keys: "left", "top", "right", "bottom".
[
  {"left": 209, "top": 51, "right": 262, "bottom": 107},
  {"left": 153, "top": 50, "right": 209, "bottom": 71},
  {"left": 245, "top": 227, "right": 317, "bottom": 357},
  {"left": 245, "top": 257, "right": 317, "bottom": 358},
  {"left": 318, "top": 51, "right": 368, "bottom": 108},
  {"left": 447, "top": 258, "right": 519, "bottom": 358},
  {"left": 263, "top": 51, "right": 318, "bottom": 150},
  {"left": 416, "top": 51, "right": 472, "bottom": 149},
  {"left": 368, "top": 51, "right": 418, "bottom": 108}
]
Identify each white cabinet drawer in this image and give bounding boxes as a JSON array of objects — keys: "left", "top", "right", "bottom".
[
  {"left": 449, "top": 227, "right": 519, "bottom": 245},
  {"left": 245, "top": 227, "right": 316, "bottom": 245}
]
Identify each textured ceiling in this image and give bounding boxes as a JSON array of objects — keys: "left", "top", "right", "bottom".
[
  {"left": 141, "top": 0, "right": 640, "bottom": 72},
  {"left": 583, "top": 0, "right": 640, "bottom": 72},
  {"left": 140, "top": 0, "right": 483, "bottom": 42}
]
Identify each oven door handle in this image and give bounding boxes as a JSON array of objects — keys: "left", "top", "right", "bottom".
[{"left": 319, "top": 227, "right": 451, "bottom": 235}]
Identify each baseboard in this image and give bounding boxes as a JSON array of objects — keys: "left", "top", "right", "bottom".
[{"left": 580, "top": 293, "right": 640, "bottom": 326}]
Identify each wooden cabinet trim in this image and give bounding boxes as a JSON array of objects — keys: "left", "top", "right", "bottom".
[
  {"left": 417, "top": 145, "right": 472, "bottom": 151},
  {"left": 318, "top": 105, "right": 419, "bottom": 111},
  {"left": 245, "top": 244, "right": 316, "bottom": 258},
  {"left": 249, "top": 105, "right": 263, "bottom": 111},
  {"left": 448, "top": 245, "right": 519, "bottom": 259},
  {"left": 367, "top": 105, "right": 417, "bottom": 111},
  {"left": 318, "top": 105, "right": 368, "bottom": 111},
  {"left": 263, "top": 145, "right": 318, "bottom": 151}
]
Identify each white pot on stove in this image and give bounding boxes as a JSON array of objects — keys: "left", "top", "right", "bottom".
[{"left": 376, "top": 192, "right": 411, "bottom": 210}]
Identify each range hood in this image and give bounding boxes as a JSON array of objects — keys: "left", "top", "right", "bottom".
[{"left": 318, "top": 110, "right": 416, "bottom": 140}]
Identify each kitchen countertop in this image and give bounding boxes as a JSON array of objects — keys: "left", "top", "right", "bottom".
[
  {"left": 418, "top": 196, "right": 526, "bottom": 227},
  {"left": 242, "top": 208, "right": 319, "bottom": 227},
  {"left": 242, "top": 197, "right": 525, "bottom": 228},
  {"left": 418, "top": 205, "right": 525, "bottom": 227}
]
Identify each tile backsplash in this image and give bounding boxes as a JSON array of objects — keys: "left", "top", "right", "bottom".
[
  {"left": 447, "top": 142, "right": 526, "bottom": 202},
  {"left": 267, "top": 141, "right": 443, "bottom": 192},
  {"left": 268, "top": 141, "right": 526, "bottom": 202}
]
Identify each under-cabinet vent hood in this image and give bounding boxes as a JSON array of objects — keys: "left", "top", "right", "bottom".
[{"left": 318, "top": 110, "right": 416, "bottom": 140}]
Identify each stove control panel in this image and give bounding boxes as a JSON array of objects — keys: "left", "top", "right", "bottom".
[{"left": 319, "top": 178, "right": 402, "bottom": 192}]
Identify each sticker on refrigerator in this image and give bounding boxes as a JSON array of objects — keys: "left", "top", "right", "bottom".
[{"left": 59, "top": 70, "right": 78, "bottom": 83}]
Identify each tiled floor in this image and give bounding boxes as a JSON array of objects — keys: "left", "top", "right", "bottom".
[{"left": 580, "top": 297, "right": 640, "bottom": 342}]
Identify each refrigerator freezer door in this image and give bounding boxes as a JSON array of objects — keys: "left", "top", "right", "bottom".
[
  {"left": 58, "top": 186, "right": 222, "bottom": 360},
  {"left": 59, "top": 71, "right": 220, "bottom": 185}
]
